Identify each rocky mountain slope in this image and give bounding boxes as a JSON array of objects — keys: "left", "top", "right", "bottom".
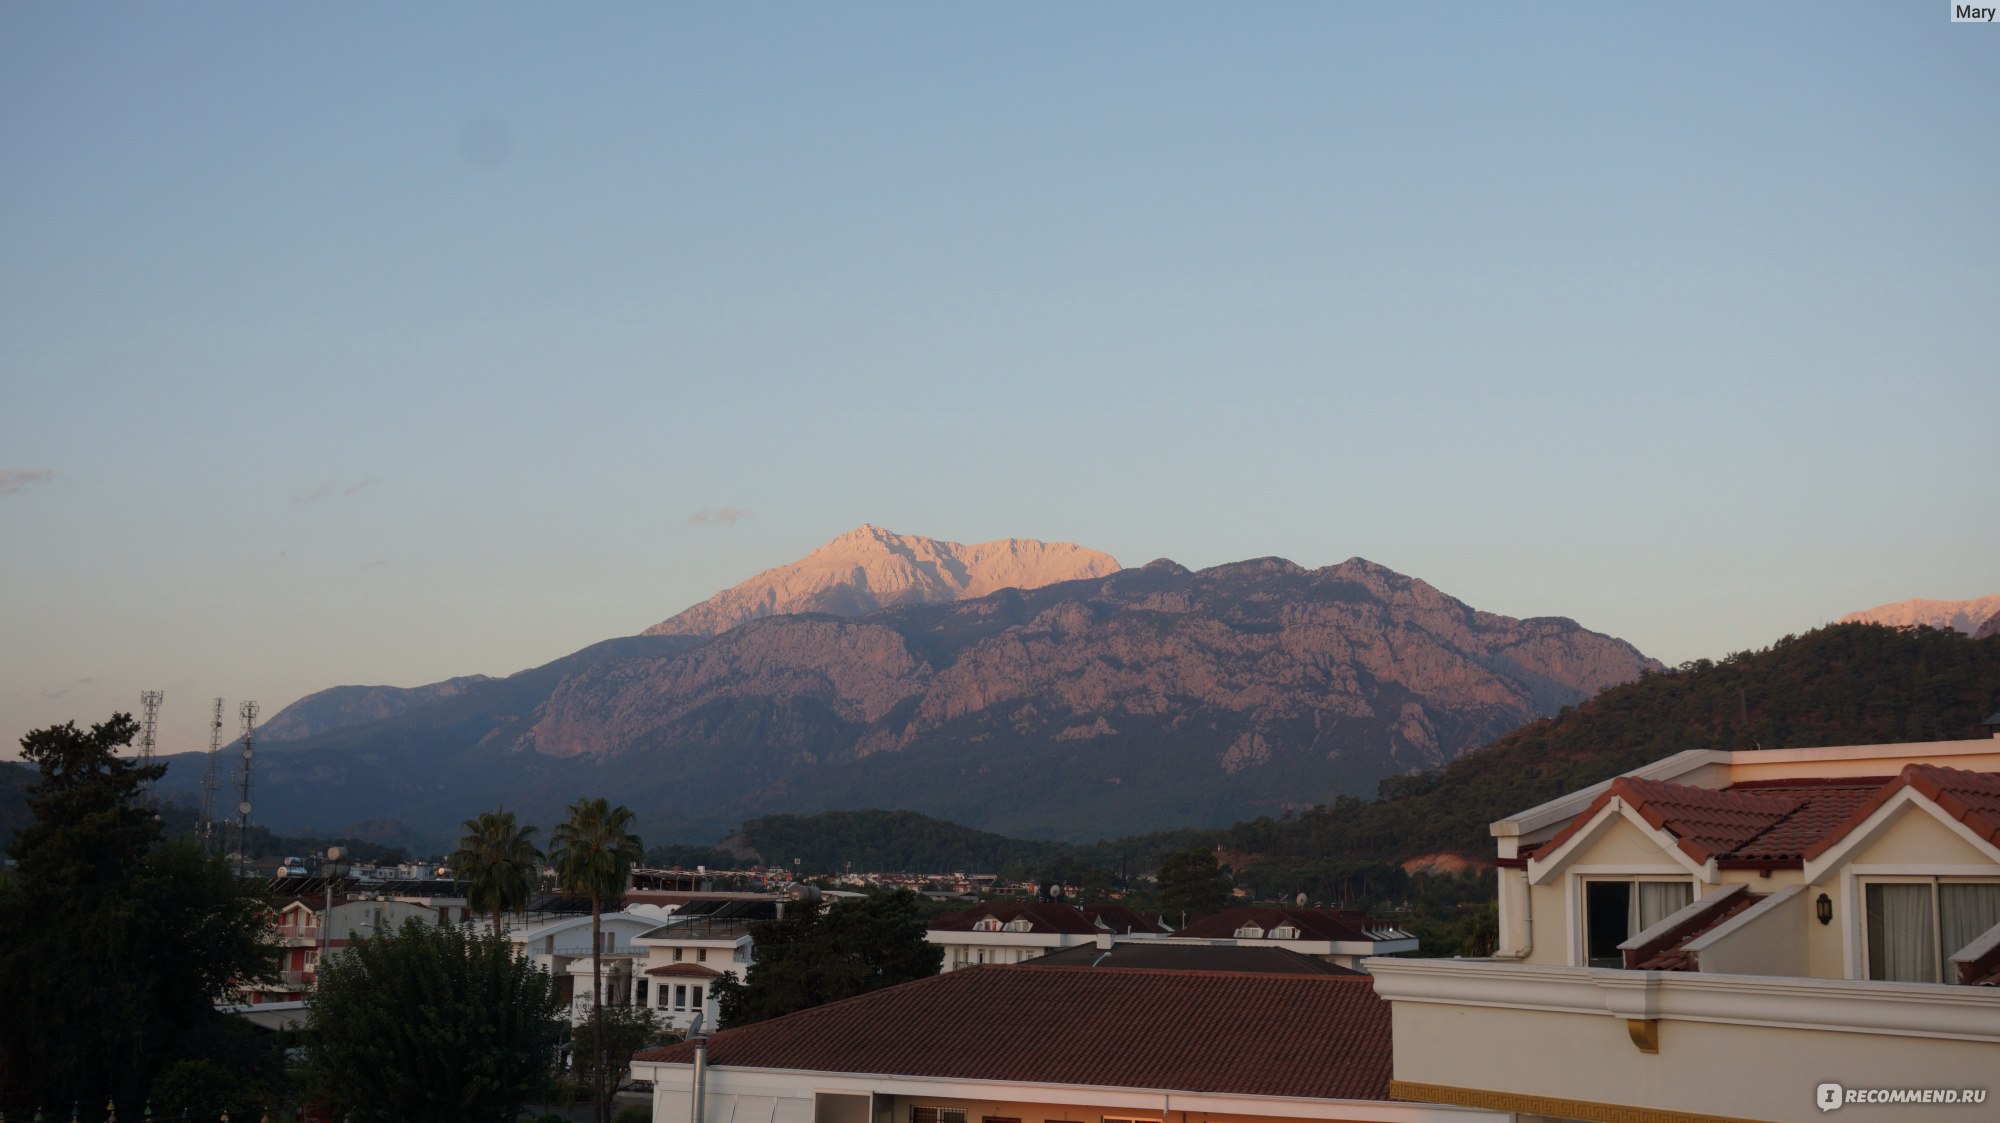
[
  {"left": 153, "top": 553, "right": 1658, "bottom": 844},
  {"left": 1840, "top": 595, "right": 2000, "bottom": 636},
  {"left": 643, "top": 525, "right": 1121, "bottom": 637}
]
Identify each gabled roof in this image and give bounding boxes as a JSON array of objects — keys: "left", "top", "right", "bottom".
[
  {"left": 1175, "top": 907, "right": 1407, "bottom": 944},
  {"left": 1530, "top": 763, "right": 2000, "bottom": 872},
  {"left": 1079, "top": 903, "right": 1173, "bottom": 934},
  {"left": 634, "top": 965, "right": 1391, "bottom": 1101},
  {"left": 1803, "top": 764, "right": 2000, "bottom": 859},
  {"left": 928, "top": 901, "right": 1102, "bottom": 935}
]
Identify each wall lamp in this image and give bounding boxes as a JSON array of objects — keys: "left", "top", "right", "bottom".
[{"left": 1816, "top": 892, "right": 1833, "bottom": 926}]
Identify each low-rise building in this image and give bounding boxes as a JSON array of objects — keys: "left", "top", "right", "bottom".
[
  {"left": 632, "top": 964, "right": 1505, "bottom": 1123},
  {"left": 631, "top": 899, "right": 771, "bottom": 1032},
  {"left": 1174, "top": 908, "right": 1418, "bottom": 970},
  {"left": 1370, "top": 733, "right": 2000, "bottom": 1123},
  {"left": 927, "top": 902, "right": 1170, "bottom": 969},
  {"left": 511, "top": 910, "right": 660, "bottom": 1023}
]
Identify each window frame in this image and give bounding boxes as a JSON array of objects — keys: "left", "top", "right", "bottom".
[
  {"left": 1857, "top": 874, "right": 2000, "bottom": 984},
  {"left": 1569, "top": 872, "right": 1696, "bottom": 968}
]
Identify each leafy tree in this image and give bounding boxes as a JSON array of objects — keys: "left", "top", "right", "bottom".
[
  {"left": 549, "top": 797, "right": 643, "bottom": 1123},
  {"left": 304, "top": 917, "right": 564, "bottom": 1123},
  {"left": 569, "top": 1005, "right": 675, "bottom": 1103},
  {"left": 1154, "top": 847, "right": 1232, "bottom": 922},
  {"left": 715, "top": 889, "right": 943, "bottom": 1026},
  {"left": 452, "top": 808, "right": 543, "bottom": 935},
  {"left": 0, "top": 714, "right": 277, "bottom": 1115}
]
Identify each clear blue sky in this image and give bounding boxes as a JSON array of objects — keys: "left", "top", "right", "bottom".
[{"left": 3, "top": 4, "right": 1995, "bottom": 759}]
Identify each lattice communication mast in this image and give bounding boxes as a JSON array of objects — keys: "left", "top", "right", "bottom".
[
  {"left": 233, "top": 701, "right": 259, "bottom": 873},
  {"left": 199, "top": 697, "right": 225, "bottom": 853},
  {"left": 137, "top": 690, "right": 163, "bottom": 797}
]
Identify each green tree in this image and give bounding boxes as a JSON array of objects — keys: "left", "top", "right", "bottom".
[
  {"left": 452, "top": 808, "right": 543, "bottom": 935},
  {"left": 1154, "top": 847, "right": 1233, "bottom": 922},
  {"left": 304, "top": 917, "right": 564, "bottom": 1123},
  {"left": 0, "top": 714, "right": 277, "bottom": 1114},
  {"left": 715, "top": 889, "right": 943, "bottom": 1026},
  {"left": 549, "top": 797, "right": 644, "bottom": 1123}
]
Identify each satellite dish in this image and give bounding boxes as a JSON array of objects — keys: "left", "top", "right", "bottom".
[
  {"left": 242, "top": 748, "right": 253, "bottom": 759},
  {"left": 238, "top": 801, "right": 252, "bottom": 815}
]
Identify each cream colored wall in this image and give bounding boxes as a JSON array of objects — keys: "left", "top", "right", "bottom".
[
  {"left": 1693, "top": 890, "right": 1808, "bottom": 977},
  {"left": 1724, "top": 742, "right": 2000, "bottom": 785},
  {"left": 1846, "top": 802, "right": 1997, "bottom": 866},
  {"left": 1392, "top": 999, "right": 1999, "bottom": 1123},
  {"left": 1523, "top": 815, "right": 1702, "bottom": 967}
]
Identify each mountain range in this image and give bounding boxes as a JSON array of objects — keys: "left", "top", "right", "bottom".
[
  {"left": 150, "top": 528, "right": 1658, "bottom": 846},
  {"left": 1839, "top": 595, "right": 2000, "bottom": 637}
]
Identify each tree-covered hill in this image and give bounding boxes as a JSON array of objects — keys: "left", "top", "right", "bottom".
[{"left": 1219, "top": 623, "right": 2000, "bottom": 867}]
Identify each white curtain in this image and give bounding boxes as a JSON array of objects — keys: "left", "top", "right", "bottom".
[
  {"left": 1866, "top": 883, "right": 1936, "bottom": 983},
  {"left": 1940, "top": 883, "right": 2000, "bottom": 966},
  {"left": 1637, "top": 881, "right": 1693, "bottom": 930}
]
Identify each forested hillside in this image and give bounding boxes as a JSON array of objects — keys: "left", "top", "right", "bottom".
[{"left": 1221, "top": 624, "right": 2000, "bottom": 870}]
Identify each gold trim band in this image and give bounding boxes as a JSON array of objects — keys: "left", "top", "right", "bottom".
[{"left": 1388, "top": 1080, "right": 1774, "bottom": 1123}]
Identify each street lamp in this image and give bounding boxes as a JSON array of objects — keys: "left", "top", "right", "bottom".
[{"left": 319, "top": 846, "right": 347, "bottom": 985}]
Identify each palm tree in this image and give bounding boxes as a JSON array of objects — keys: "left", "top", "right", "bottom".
[
  {"left": 450, "top": 808, "right": 542, "bottom": 937},
  {"left": 549, "top": 796, "right": 643, "bottom": 1123}
]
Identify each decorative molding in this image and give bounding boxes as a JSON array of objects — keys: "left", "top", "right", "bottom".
[
  {"left": 1366, "top": 957, "right": 2000, "bottom": 1043},
  {"left": 1389, "top": 1080, "right": 1770, "bottom": 1123}
]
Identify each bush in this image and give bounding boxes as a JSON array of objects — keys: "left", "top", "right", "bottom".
[{"left": 616, "top": 1106, "right": 652, "bottom": 1123}]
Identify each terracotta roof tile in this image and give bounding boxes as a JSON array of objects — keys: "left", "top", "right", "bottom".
[
  {"left": 644, "top": 963, "right": 723, "bottom": 978},
  {"left": 634, "top": 965, "right": 1390, "bottom": 1101},
  {"left": 1626, "top": 892, "right": 1761, "bottom": 971},
  {"left": 1021, "top": 944, "right": 1362, "bottom": 975},
  {"left": 1803, "top": 764, "right": 2000, "bottom": 861}
]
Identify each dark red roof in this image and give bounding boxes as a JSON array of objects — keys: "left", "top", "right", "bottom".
[
  {"left": 929, "top": 901, "right": 1102, "bottom": 935},
  {"left": 1174, "top": 907, "right": 1395, "bottom": 944},
  {"left": 1625, "top": 891, "right": 1762, "bottom": 971},
  {"left": 645, "top": 963, "right": 722, "bottom": 978},
  {"left": 1534, "top": 766, "right": 2000, "bottom": 869},
  {"left": 1805, "top": 764, "right": 2000, "bottom": 860},
  {"left": 1079, "top": 904, "right": 1172, "bottom": 934},
  {"left": 634, "top": 965, "right": 1391, "bottom": 1101}
]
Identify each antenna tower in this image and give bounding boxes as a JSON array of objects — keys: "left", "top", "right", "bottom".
[
  {"left": 233, "top": 701, "right": 259, "bottom": 874},
  {"left": 199, "top": 698, "right": 224, "bottom": 853},
  {"left": 137, "top": 690, "right": 163, "bottom": 797}
]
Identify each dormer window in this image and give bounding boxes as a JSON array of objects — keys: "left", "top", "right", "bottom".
[
  {"left": 1234, "top": 925, "right": 1265, "bottom": 939},
  {"left": 1270, "top": 925, "right": 1299, "bottom": 939},
  {"left": 973, "top": 917, "right": 1003, "bottom": 932},
  {"left": 1003, "top": 919, "right": 1034, "bottom": 933}
]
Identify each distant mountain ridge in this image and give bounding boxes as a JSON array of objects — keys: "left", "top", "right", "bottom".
[
  {"left": 260, "top": 675, "right": 493, "bottom": 744},
  {"left": 152, "top": 548, "right": 1659, "bottom": 844},
  {"left": 1840, "top": 595, "right": 2000, "bottom": 637},
  {"left": 643, "top": 525, "right": 1121, "bottom": 637}
]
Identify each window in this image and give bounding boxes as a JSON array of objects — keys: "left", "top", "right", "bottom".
[
  {"left": 1233, "top": 925, "right": 1264, "bottom": 938},
  {"left": 1582, "top": 879, "right": 1692, "bottom": 967},
  {"left": 1270, "top": 925, "right": 1299, "bottom": 939},
  {"left": 690, "top": 985, "right": 703, "bottom": 1010},
  {"left": 910, "top": 1108, "right": 967, "bottom": 1123},
  {"left": 636, "top": 980, "right": 649, "bottom": 1005},
  {"left": 1003, "top": 919, "right": 1034, "bottom": 933},
  {"left": 673, "top": 984, "right": 688, "bottom": 1010},
  {"left": 698, "top": 947, "right": 708, "bottom": 962},
  {"left": 973, "top": 917, "right": 1003, "bottom": 932},
  {"left": 1864, "top": 879, "right": 2000, "bottom": 983},
  {"left": 674, "top": 947, "right": 684, "bottom": 962}
]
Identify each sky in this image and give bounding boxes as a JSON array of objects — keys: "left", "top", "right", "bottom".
[{"left": 2, "top": 4, "right": 1995, "bottom": 761}]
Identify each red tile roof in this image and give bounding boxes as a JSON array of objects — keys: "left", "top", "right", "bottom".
[
  {"left": 1625, "top": 891, "right": 1761, "bottom": 971},
  {"left": 644, "top": 963, "right": 723, "bottom": 978},
  {"left": 634, "top": 965, "right": 1391, "bottom": 1101},
  {"left": 1804, "top": 764, "right": 2000, "bottom": 860},
  {"left": 929, "top": 901, "right": 1102, "bottom": 935},
  {"left": 1174, "top": 907, "right": 1401, "bottom": 944},
  {"left": 1534, "top": 766, "right": 2000, "bottom": 869}
]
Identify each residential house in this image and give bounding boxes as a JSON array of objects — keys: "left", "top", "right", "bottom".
[
  {"left": 630, "top": 964, "right": 1507, "bottom": 1123},
  {"left": 247, "top": 896, "right": 437, "bottom": 1003},
  {"left": 511, "top": 910, "right": 660, "bottom": 1024},
  {"left": 927, "top": 902, "right": 1170, "bottom": 970},
  {"left": 1369, "top": 733, "right": 2000, "bottom": 1123},
  {"left": 631, "top": 899, "right": 772, "bottom": 1032},
  {"left": 1173, "top": 908, "right": 1418, "bottom": 970}
]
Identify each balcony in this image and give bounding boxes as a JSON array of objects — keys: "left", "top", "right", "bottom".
[{"left": 1368, "top": 957, "right": 2000, "bottom": 1123}]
